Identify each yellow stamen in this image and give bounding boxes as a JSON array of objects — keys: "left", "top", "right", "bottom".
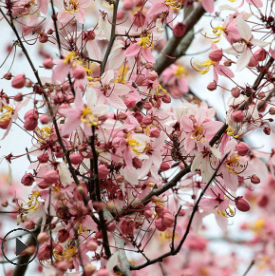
[
  {"left": 0, "top": 105, "right": 13, "bottom": 122},
  {"left": 192, "top": 59, "right": 216, "bottom": 74},
  {"left": 64, "top": 0, "right": 79, "bottom": 14},
  {"left": 174, "top": 65, "right": 188, "bottom": 79},
  {"left": 138, "top": 33, "right": 154, "bottom": 50},
  {"left": 81, "top": 104, "right": 98, "bottom": 126},
  {"left": 165, "top": 0, "right": 182, "bottom": 10}
]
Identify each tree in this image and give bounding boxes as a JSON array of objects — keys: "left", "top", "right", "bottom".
[{"left": 0, "top": 0, "right": 274, "bottom": 275}]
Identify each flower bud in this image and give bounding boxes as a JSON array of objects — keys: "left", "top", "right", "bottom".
[
  {"left": 207, "top": 82, "right": 217, "bottom": 91},
  {"left": 86, "top": 241, "right": 98, "bottom": 251},
  {"left": 56, "top": 261, "right": 69, "bottom": 272},
  {"left": 160, "top": 162, "right": 170, "bottom": 171},
  {"left": 133, "top": 11, "right": 145, "bottom": 27},
  {"left": 209, "top": 48, "right": 223, "bottom": 62},
  {"left": 143, "top": 101, "right": 152, "bottom": 110},
  {"left": 142, "top": 115, "right": 153, "bottom": 125},
  {"left": 236, "top": 142, "right": 250, "bottom": 156},
  {"left": 96, "top": 269, "right": 111, "bottom": 276},
  {"left": 12, "top": 74, "right": 26, "bottom": 89},
  {"left": 98, "top": 164, "right": 109, "bottom": 179},
  {"left": 70, "top": 153, "right": 83, "bottom": 165},
  {"left": 257, "top": 194, "right": 268, "bottom": 207},
  {"left": 155, "top": 218, "right": 167, "bottom": 231},
  {"left": 58, "top": 229, "right": 69, "bottom": 243},
  {"left": 0, "top": 119, "right": 11, "bottom": 129},
  {"left": 24, "top": 109, "right": 39, "bottom": 120},
  {"left": 107, "top": 221, "right": 116, "bottom": 232},
  {"left": 21, "top": 173, "right": 34, "bottom": 186},
  {"left": 231, "top": 87, "right": 241, "bottom": 98},
  {"left": 43, "top": 59, "right": 55, "bottom": 69},
  {"left": 148, "top": 71, "right": 158, "bottom": 81},
  {"left": 37, "top": 152, "right": 49, "bottom": 163},
  {"left": 25, "top": 220, "right": 35, "bottom": 229},
  {"left": 116, "top": 10, "right": 124, "bottom": 20},
  {"left": 24, "top": 116, "right": 38, "bottom": 131},
  {"left": 73, "top": 67, "right": 86, "bottom": 79},
  {"left": 254, "top": 48, "right": 266, "bottom": 62},
  {"left": 125, "top": 97, "right": 136, "bottom": 108},
  {"left": 149, "top": 127, "right": 160, "bottom": 138},
  {"left": 173, "top": 23, "right": 186, "bottom": 37},
  {"left": 162, "top": 94, "right": 171, "bottom": 103},
  {"left": 251, "top": 174, "right": 260, "bottom": 184},
  {"left": 235, "top": 196, "right": 251, "bottom": 212},
  {"left": 269, "top": 107, "right": 275, "bottom": 115},
  {"left": 40, "top": 114, "right": 51, "bottom": 124},
  {"left": 39, "top": 32, "right": 48, "bottom": 43},
  {"left": 44, "top": 170, "right": 59, "bottom": 184},
  {"left": 38, "top": 232, "right": 50, "bottom": 244},
  {"left": 13, "top": 93, "right": 23, "bottom": 102},
  {"left": 85, "top": 264, "right": 96, "bottom": 275},
  {"left": 37, "top": 244, "right": 51, "bottom": 260},
  {"left": 248, "top": 56, "right": 258, "bottom": 67},
  {"left": 231, "top": 110, "right": 245, "bottom": 123},
  {"left": 133, "top": 157, "right": 142, "bottom": 169},
  {"left": 3, "top": 72, "right": 12, "bottom": 80},
  {"left": 123, "top": 0, "right": 133, "bottom": 10},
  {"left": 144, "top": 209, "right": 153, "bottom": 219},
  {"left": 263, "top": 126, "right": 271, "bottom": 135},
  {"left": 162, "top": 213, "right": 175, "bottom": 227}
]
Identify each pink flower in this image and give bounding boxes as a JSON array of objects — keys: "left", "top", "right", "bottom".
[
  {"left": 125, "top": 33, "right": 155, "bottom": 63},
  {"left": 56, "top": 0, "right": 92, "bottom": 24},
  {"left": 94, "top": 70, "right": 130, "bottom": 110},
  {"left": 59, "top": 87, "right": 107, "bottom": 136}
]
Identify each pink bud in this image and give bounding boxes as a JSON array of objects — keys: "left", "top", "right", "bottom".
[
  {"left": 123, "top": 0, "right": 133, "bottom": 10},
  {"left": 149, "top": 127, "right": 160, "bottom": 138},
  {"left": 24, "top": 109, "right": 39, "bottom": 120},
  {"left": 162, "top": 94, "right": 171, "bottom": 103},
  {"left": 73, "top": 67, "right": 86, "bottom": 79},
  {"left": 39, "top": 32, "right": 48, "bottom": 43},
  {"left": 40, "top": 114, "right": 51, "bottom": 124},
  {"left": 120, "top": 219, "right": 134, "bottom": 235},
  {"left": 207, "top": 82, "right": 217, "bottom": 91},
  {"left": 37, "top": 180, "right": 50, "bottom": 189},
  {"left": 173, "top": 23, "right": 186, "bottom": 37},
  {"left": 37, "top": 152, "right": 49, "bottom": 163},
  {"left": 133, "top": 11, "right": 145, "bottom": 28},
  {"left": 24, "top": 116, "right": 38, "bottom": 131},
  {"left": 56, "top": 261, "right": 69, "bottom": 271},
  {"left": 116, "top": 11, "right": 124, "bottom": 20},
  {"left": 96, "top": 269, "right": 111, "bottom": 276},
  {"left": 12, "top": 74, "right": 26, "bottom": 89},
  {"left": 25, "top": 220, "right": 35, "bottom": 230},
  {"left": 231, "top": 110, "right": 245, "bottom": 123},
  {"left": 142, "top": 115, "right": 153, "bottom": 125},
  {"left": 0, "top": 119, "right": 11, "bottom": 129},
  {"left": 160, "top": 162, "right": 170, "bottom": 171},
  {"left": 21, "top": 173, "right": 34, "bottom": 186},
  {"left": 143, "top": 102, "right": 152, "bottom": 110},
  {"left": 43, "top": 59, "right": 55, "bottom": 69},
  {"left": 38, "top": 232, "right": 50, "bottom": 244},
  {"left": 257, "top": 194, "right": 268, "bottom": 207},
  {"left": 236, "top": 142, "right": 250, "bottom": 156},
  {"left": 235, "top": 196, "right": 251, "bottom": 212},
  {"left": 98, "top": 164, "right": 109, "bottom": 179},
  {"left": 44, "top": 170, "right": 59, "bottom": 184},
  {"left": 107, "top": 221, "right": 116, "bottom": 232},
  {"left": 125, "top": 97, "right": 136, "bottom": 108},
  {"left": 264, "top": 127, "right": 271, "bottom": 135},
  {"left": 144, "top": 209, "right": 153, "bottom": 219},
  {"left": 231, "top": 87, "right": 241, "bottom": 98},
  {"left": 148, "top": 71, "right": 158, "bottom": 81},
  {"left": 70, "top": 153, "right": 83, "bottom": 165},
  {"left": 37, "top": 244, "right": 51, "bottom": 260},
  {"left": 133, "top": 157, "right": 142, "bottom": 169},
  {"left": 162, "top": 213, "right": 175, "bottom": 227},
  {"left": 248, "top": 56, "right": 258, "bottom": 67},
  {"left": 3, "top": 72, "right": 12, "bottom": 80},
  {"left": 254, "top": 48, "right": 266, "bottom": 62},
  {"left": 58, "top": 229, "right": 69, "bottom": 243},
  {"left": 14, "top": 93, "right": 23, "bottom": 101},
  {"left": 209, "top": 48, "right": 223, "bottom": 62},
  {"left": 86, "top": 241, "right": 98, "bottom": 251},
  {"left": 269, "top": 107, "right": 275, "bottom": 115},
  {"left": 155, "top": 218, "right": 167, "bottom": 231},
  {"left": 251, "top": 174, "right": 260, "bottom": 184}
]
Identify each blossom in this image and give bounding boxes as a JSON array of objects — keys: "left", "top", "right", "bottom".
[
  {"left": 56, "top": 0, "right": 92, "bottom": 24},
  {"left": 59, "top": 87, "right": 107, "bottom": 136}
]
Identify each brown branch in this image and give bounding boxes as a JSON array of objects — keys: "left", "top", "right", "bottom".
[
  {"left": 154, "top": 3, "right": 206, "bottom": 75},
  {"left": 242, "top": 260, "right": 255, "bottom": 276},
  {"left": 100, "top": 0, "right": 120, "bottom": 75}
]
